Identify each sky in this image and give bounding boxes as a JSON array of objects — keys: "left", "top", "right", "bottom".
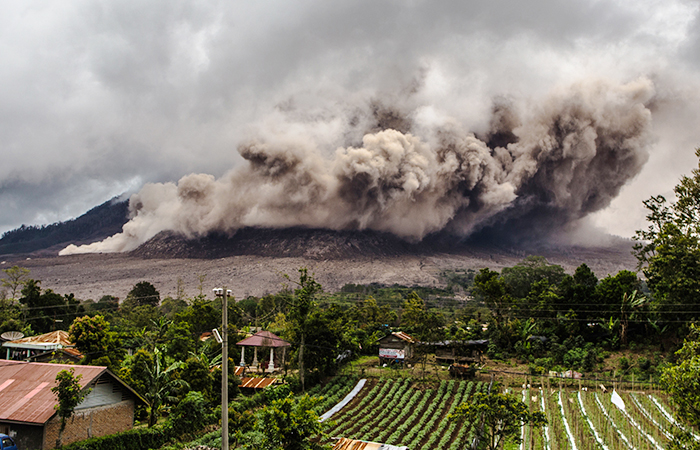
[{"left": 2, "top": 0, "right": 700, "bottom": 244}]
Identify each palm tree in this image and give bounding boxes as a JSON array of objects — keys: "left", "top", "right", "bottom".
[
  {"left": 140, "top": 347, "right": 188, "bottom": 427},
  {"left": 620, "top": 290, "right": 648, "bottom": 346}
]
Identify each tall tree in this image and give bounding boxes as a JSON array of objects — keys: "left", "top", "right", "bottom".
[
  {"left": 451, "top": 390, "right": 547, "bottom": 450},
  {"left": 1, "top": 265, "right": 30, "bottom": 300},
  {"left": 140, "top": 347, "right": 188, "bottom": 427},
  {"left": 125, "top": 281, "right": 161, "bottom": 307},
  {"left": 68, "top": 315, "right": 124, "bottom": 371},
  {"left": 635, "top": 148, "right": 700, "bottom": 325},
  {"left": 51, "top": 368, "right": 90, "bottom": 448},
  {"left": 19, "top": 280, "right": 82, "bottom": 333},
  {"left": 286, "top": 268, "right": 322, "bottom": 391}
]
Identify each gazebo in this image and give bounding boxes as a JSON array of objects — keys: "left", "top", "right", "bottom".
[{"left": 236, "top": 330, "right": 291, "bottom": 372}]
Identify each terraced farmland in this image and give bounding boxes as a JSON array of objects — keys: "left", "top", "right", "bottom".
[{"left": 314, "top": 377, "right": 685, "bottom": 450}]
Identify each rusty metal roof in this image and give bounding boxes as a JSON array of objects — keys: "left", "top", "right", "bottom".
[
  {"left": 381, "top": 332, "right": 415, "bottom": 343},
  {"left": 236, "top": 330, "right": 290, "bottom": 348},
  {"left": 234, "top": 366, "right": 245, "bottom": 377},
  {"left": 0, "top": 361, "right": 107, "bottom": 424},
  {"left": 239, "top": 377, "right": 279, "bottom": 389},
  {"left": 3, "top": 331, "right": 76, "bottom": 351},
  {"left": 332, "top": 438, "right": 408, "bottom": 450}
]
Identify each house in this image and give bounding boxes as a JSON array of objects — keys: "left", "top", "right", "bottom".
[
  {"left": 2, "top": 331, "right": 83, "bottom": 363},
  {"left": 0, "top": 361, "right": 145, "bottom": 450},
  {"left": 429, "top": 339, "right": 488, "bottom": 365},
  {"left": 377, "top": 332, "right": 416, "bottom": 364}
]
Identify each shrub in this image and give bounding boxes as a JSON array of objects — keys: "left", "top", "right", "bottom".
[
  {"left": 169, "top": 391, "right": 213, "bottom": 437},
  {"left": 59, "top": 426, "right": 171, "bottom": 450},
  {"left": 619, "top": 357, "right": 629, "bottom": 371}
]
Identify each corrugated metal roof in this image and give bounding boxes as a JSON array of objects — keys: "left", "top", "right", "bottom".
[
  {"left": 3, "top": 331, "right": 77, "bottom": 351},
  {"left": 236, "top": 330, "right": 291, "bottom": 348},
  {"left": 234, "top": 366, "right": 245, "bottom": 377},
  {"left": 239, "top": 377, "right": 279, "bottom": 389},
  {"left": 390, "top": 332, "right": 415, "bottom": 343},
  {"left": 332, "top": 438, "right": 408, "bottom": 450},
  {"left": 0, "top": 361, "right": 107, "bottom": 424}
]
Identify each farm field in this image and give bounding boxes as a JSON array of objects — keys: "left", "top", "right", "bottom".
[{"left": 313, "top": 376, "right": 685, "bottom": 450}]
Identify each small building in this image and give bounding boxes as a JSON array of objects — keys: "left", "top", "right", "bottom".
[
  {"left": 236, "top": 330, "right": 290, "bottom": 372},
  {"left": 2, "top": 331, "right": 83, "bottom": 363},
  {"left": 430, "top": 339, "right": 488, "bottom": 365},
  {"left": 0, "top": 361, "right": 145, "bottom": 450},
  {"left": 377, "top": 332, "right": 416, "bottom": 364}
]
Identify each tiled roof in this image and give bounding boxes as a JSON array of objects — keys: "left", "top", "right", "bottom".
[
  {"left": 0, "top": 361, "right": 106, "bottom": 424},
  {"left": 236, "top": 330, "right": 290, "bottom": 348}
]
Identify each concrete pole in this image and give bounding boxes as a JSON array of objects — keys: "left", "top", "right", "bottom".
[
  {"left": 213, "top": 288, "right": 230, "bottom": 450},
  {"left": 222, "top": 287, "right": 229, "bottom": 450}
]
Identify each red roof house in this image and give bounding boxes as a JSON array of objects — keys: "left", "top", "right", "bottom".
[{"left": 0, "top": 361, "right": 145, "bottom": 450}]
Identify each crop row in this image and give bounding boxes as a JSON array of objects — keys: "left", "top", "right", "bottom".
[{"left": 323, "top": 378, "right": 484, "bottom": 449}]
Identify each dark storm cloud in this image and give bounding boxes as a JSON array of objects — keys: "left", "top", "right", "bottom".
[{"left": 1, "top": 0, "right": 699, "bottom": 243}]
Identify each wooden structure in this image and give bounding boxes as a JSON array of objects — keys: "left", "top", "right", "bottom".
[
  {"left": 430, "top": 339, "right": 488, "bottom": 365},
  {"left": 377, "top": 332, "right": 415, "bottom": 364}
]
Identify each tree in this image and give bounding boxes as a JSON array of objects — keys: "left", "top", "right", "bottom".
[
  {"left": 68, "top": 315, "right": 124, "bottom": 371},
  {"left": 1, "top": 265, "right": 30, "bottom": 300},
  {"left": 635, "top": 148, "right": 700, "bottom": 326},
  {"left": 136, "top": 347, "right": 188, "bottom": 427},
  {"left": 19, "top": 279, "right": 83, "bottom": 333},
  {"left": 661, "top": 325, "right": 700, "bottom": 449},
  {"left": 401, "top": 292, "right": 445, "bottom": 380},
  {"left": 450, "top": 390, "right": 547, "bottom": 450},
  {"left": 51, "top": 368, "right": 90, "bottom": 448},
  {"left": 286, "top": 268, "right": 322, "bottom": 391},
  {"left": 125, "top": 281, "right": 160, "bottom": 308},
  {"left": 500, "top": 256, "right": 566, "bottom": 299},
  {"left": 474, "top": 268, "right": 512, "bottom": 325},
  {"left": 254, "top": 393, "right": 330, "bottom": 450}
]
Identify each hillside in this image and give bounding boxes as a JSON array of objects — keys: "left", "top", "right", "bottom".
[{"left": 0, "top": 197, "right": 129, "bottom": 256}]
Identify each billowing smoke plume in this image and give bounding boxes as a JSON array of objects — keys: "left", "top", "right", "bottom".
[{"left": 60, "top": 78, "right": 653, "bottom": 255}]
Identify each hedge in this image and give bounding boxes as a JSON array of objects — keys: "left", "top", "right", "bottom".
[{"left": 59, "top": 426, "right": 172, "bottom": 450}]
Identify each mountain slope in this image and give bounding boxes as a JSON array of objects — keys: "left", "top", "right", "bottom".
[{"left": 0, "top": 198, "right": 129, "bottom": 256}]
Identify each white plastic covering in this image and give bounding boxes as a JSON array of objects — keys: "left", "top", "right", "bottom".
[
  {"left": 320, "top": 379, "right": 367, "bottom": 422},
  {"left": 611, "top": 390, "right": 626, "bottom": 411}
]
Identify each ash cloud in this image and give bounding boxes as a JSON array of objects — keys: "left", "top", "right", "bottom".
[{"left": 61, "top": 78, "right": 653, "bottom": 255}]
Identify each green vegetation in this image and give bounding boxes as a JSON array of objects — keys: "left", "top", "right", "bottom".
[
  {"left": 52, "top": 368, "right": 90, "bottom": 448},
  {"left": 9, "top": 148, "right": 700, "bottom": 449}
]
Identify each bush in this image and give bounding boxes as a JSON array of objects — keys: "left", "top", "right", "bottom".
[
  {"left": 169, "top": 391, "right": 213, "bottom": 437},
  {"left": 59, "top": 426, "right": 171, "bottom": 450},
  {"left": 619, "top": 357, "right": 629, "bottom": 371},
  {"left": 637, "top": 356, "right": 651, "bottom": 372}
]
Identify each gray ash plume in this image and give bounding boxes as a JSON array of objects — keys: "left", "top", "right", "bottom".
[{"left": 60, "top": 78, "right": 654, "bottom": 255}]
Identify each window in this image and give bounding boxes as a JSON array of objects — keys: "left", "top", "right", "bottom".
[{"left": 2, "top": 437, "right": 14, "bottom": 448}]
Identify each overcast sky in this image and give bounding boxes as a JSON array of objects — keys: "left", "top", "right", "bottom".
[{"left": 2, "top": 0, "right": 700, "bottom": 239}]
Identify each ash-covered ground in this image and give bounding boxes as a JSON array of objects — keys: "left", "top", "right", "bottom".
[{"left": 3, "top": 229, "right": 638, "bottom": 301}]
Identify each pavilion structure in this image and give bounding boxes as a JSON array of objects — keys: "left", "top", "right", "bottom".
[{"left": 236, "top": 330, "right": 291, "bottom": 372}]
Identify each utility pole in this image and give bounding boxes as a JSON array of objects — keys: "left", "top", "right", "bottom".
[{"left": 213, "top": 287, "right": 231, "bottom": 450}]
